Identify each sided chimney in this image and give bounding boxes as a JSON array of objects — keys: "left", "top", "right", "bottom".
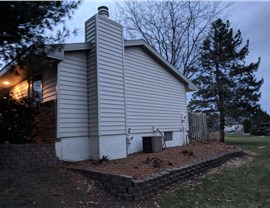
[{"left": 98, "top": 6, "right": 109, "bottom": 18}]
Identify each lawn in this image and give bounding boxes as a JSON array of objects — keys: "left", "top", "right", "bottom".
[{"left": 158, "top": 134, "right": 270, "bottom": 208}]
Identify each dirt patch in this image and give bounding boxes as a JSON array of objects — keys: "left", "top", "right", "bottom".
[{"left": 68, "top": 141, "right": 237, "bottom": 179}]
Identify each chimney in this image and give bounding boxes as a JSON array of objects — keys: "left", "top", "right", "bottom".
[{"left": 98, "top": 6, "right": 109, "bottom": 18}]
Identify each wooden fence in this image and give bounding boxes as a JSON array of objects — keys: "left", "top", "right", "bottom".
[{"left": 188, "top": 112, "right": 208, "bottom": 141}]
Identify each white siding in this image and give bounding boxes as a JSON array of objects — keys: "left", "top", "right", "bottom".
[
  {"left": 85, "top": 16, "right": 99, "bottom": 138},
  {"left": 97, "top": 17, "right": 126, "bottom": 136},
  {"left": 10, "top": 80, "right": 29, "bottom": 100},
  {"left": 42, "top": 66, "right": 57, "bottom": 102},
  {"left": 58, "top": 51, "right": 89, "bottom": 143},
  {"left": 85, "top": 16, "right": 100, "bottom": 159},
  {"left": 125, "top": 47, "right": 188, "bottom": 134}
]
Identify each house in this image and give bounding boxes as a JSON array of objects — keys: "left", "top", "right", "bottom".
[{"left": 0, "top": 6, "right": 196, "bottom": 162}]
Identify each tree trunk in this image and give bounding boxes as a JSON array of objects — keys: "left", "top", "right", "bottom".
[{"left": 219, "top": 111, "right": 225, "bottom": 143}]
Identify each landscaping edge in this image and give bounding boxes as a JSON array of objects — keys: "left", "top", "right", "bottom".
[
  {"left": 0, "top": 143, "right": 62, "bottom": 169},
  {"left": 71, "top": 148, "right": 244, "bottom": 200}
]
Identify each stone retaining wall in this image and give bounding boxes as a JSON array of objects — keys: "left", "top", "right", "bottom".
[
  {"left": 0, "top": 143, "right": 61, "bottom": 169},
  {"left": 74, "top": 149, "right": 243, "bottom": 200}
]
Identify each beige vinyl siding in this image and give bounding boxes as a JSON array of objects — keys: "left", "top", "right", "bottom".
[
  {"left": 125, "top": 47, "right": 187, "bottom": 133},
  {"left": 97, "top": 17, "right": 126, "bottom": 136},
  {"left": 10, "top": 80, "right": 29, "bottom": 100},
  {"left": 58, "top": 51, "right": 89, "bottom": 139},
  {"left": 42, "top": 67, "right": 57, "bottom": 102}
]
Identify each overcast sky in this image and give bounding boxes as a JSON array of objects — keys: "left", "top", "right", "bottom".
[{"left": 65, "top": 1, "right": 269, "bottom": 114}]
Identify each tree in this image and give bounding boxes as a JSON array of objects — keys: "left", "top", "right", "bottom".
[
  {"left": 0, "top": 1, "right": 80, "bottom": 63},
  {"left": 243, "top": 119, "right": 251, "bottom": 133},
  {"left": 250, "top": 107, "right": 270, "bottom": 136},
  {"left": 115, "top": 1, "right": 230, "bottom": 79},
  {"left": 189, "top": 19, "right": 263, "bottom": 142}
]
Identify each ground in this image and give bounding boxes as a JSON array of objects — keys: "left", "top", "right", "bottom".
[
  {"left": 67, "top": 141, "right": 236, "bottom": 179},
  {"left": 0, "top": 135, "right": 270, "bottom": 207}
]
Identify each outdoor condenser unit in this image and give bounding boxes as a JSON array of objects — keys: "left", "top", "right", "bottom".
[{"left": 142, "top": 136, "right": 163, "bottom": 153}]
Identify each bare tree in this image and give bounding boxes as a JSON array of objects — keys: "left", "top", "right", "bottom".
[{"left": 115, "top": 1, "right": 231, "bottom": 79}]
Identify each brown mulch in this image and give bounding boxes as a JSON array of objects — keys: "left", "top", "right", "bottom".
[{"left": 67, "top": 141, "right": 237, "bottom": 179}]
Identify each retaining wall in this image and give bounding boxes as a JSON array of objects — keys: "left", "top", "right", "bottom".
[
  {"left": 74, "top": 149, "right": 243, "bottom": 200},
  {"left": 0, "top": 143, "right": 61, "bottom": 169}
]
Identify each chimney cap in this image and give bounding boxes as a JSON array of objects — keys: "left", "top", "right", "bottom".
[{"left": 98, "top": 6, "right": 109, "bottom": 18}]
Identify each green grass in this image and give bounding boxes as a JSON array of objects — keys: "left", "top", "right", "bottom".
[{"left": 159, "top": 135, "right": 270, "bottom": 208}]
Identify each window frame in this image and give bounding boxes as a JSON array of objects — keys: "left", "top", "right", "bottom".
[{"left": 164, "top": 131, "right": 173, "bottom": 141}]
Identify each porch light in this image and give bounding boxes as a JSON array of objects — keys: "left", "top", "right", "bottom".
[{"left": 3, "top": 81, "right": 10, "bottom": 85}]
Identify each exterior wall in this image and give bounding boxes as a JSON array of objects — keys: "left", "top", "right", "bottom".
[
  {"left": 85, "top": 16, "right": 100, "bottom": 159},
  {"left": 8, "top": 65, "right": 57, "bottom": 102},
  {"left": 125, "top": 47, "right": 189, "bottom": 135},
  {"left": 84, "top": 14, "right": 126, "bottom": 160},
  {"left": 42, "top": 66, "right": 57, "bottom": 102},
  {"left": 35, "top": 100, "right": 56, "bottom": 143},
  {"left": 56, "top": 51, "right": 90, "bottom": 161},
  {"left": 97, "top": 17, "right": 126, "bottom": 136},
  {"left": 127, "top": 131, "right": 186, "bottom": 155},
  {"left": 9, "top": 80, "right": 29, "bottom": 99},
  {"left": 99, "top": 135, "right": 127, "bottom": 160},
  {"left": 55, "top": 137, "right": 90, "bottom": 162}
]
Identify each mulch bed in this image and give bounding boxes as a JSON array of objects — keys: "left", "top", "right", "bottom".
[{"left": 67, "top": 141, "right": 237, "bottom": 179}]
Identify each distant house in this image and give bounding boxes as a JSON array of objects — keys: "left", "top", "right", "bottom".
[{"left": 0, "top": 7, "right": 196, "bottom": 161}]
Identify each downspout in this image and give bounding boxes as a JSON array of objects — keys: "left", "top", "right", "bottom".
[{"left": 122, "top": 32, "right": 129, "bottom": 157}]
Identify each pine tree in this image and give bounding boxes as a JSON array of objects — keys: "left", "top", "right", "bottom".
[
  {"left": 189, "top": 19, "right": 263, "bottom": 142},
  {"left": 0, "top": 1, "right": 80, "bottom": 63}
]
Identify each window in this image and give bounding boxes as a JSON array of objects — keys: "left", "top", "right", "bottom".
[
  {"left": 33, "top": 80, "right": 42, "bottom": 102},
  {"left": 164, "top": 132, "right": 173, "bottom": 141}
]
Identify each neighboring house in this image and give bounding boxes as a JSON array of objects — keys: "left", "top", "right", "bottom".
[{"left": 0, "top": 7, "right": 196, "bottom": 161}]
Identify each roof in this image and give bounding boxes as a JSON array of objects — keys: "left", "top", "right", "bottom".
[
  {"left": 0, "top": 41, "right": 196, "bottom": 92},
  {"left": 47, "top": 43, "right": 91, "bottom": 60},
  {"left": 0, "top": 43, "right": 91, "bottom": 89},
  {"left": 124, "top": 40, "right": 197, "bottom": 92},
  {"left": 0, "top": 42, "right": 91, "bottom": 74}
]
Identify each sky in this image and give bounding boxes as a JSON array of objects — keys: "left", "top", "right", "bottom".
[{"left": 64, "top": 1, "right": 269, "bottom": 114}]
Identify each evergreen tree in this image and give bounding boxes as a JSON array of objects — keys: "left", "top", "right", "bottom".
[
  {"left": 189, "top": 19, "right": 263, "bottom": 142},
  {"left": 250, "top": 107, "right": 270, "bottom": 136},
  {"left": 0, "top": 1, "right": 80, "bottom": 63}
]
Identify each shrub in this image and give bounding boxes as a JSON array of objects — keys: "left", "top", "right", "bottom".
[
  {"left": 250, "top": 122, "right": 270, "bottom": 136},
  {"left": 250, "top": 108, "right": 270, "bottom": 136},
  {"left": 0, "top": 96, "right": 39, "bottom": 144}
]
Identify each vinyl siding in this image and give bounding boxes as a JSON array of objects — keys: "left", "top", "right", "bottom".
[
  {"left": 125, "top": 47, "right": 188, "bottom": 133},
  {"left": 42, "top": 66, "right": 57, "bottom": 102},
  {"left": 85, "top": 15, "right": 99, "bottom": 159},
  {"left": 10, "top": 80, "right": 29, "bottom": 100},
  {"left": 58, "top": 51, "right": 89, "bottom": 139},
  {"left": 97, "top": 17, "right": 126, "bottom": 136}
]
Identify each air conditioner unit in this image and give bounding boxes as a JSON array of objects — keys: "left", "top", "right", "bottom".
[{"left": 143, "top": 136, "right": 163, "bottom": 153}]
